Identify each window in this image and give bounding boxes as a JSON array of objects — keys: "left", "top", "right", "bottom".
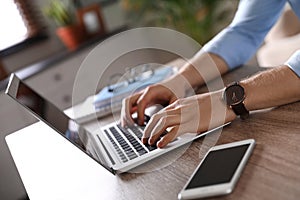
[
  {"left": 0, "top": 0, "right": 46, "bottom": 55},
  {"left": 0, "top": 1, "right": 28, "bottom": 51}
]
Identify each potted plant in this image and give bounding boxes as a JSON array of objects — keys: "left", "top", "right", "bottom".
[
  {"left": 121, "top": 0, "right": 236, "bottom": 44},
  {"left": 43, "top": 0, "right": 84, "bottom": 50}
]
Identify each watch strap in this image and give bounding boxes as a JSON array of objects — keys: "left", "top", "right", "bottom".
[{"left": 231, "top": 100, "right": 249, "bottom": 120}]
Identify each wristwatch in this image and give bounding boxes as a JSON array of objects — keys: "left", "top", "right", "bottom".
[{"left": 222, "top": 82, "right": 249, "bottom": 120}]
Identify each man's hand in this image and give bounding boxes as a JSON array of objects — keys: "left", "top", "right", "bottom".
[
  {"left": 142, "top": 90, "right": 236, "bottom": 148},
  {"left": 121, "top": 75, "right": 188, "bottom": 127}
]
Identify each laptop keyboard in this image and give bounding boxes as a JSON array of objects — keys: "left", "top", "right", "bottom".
[{"left": 103, "top": 124, "right": 158, "bottom": 163}]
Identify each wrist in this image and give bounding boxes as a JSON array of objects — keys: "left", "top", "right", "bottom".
[
  {"left": 162, "top": 73, "right": 195, "bottom": 98},
  {"left": 209, "top": 90, "right": 237, "bottom": 126},
  {"left": 218, "top": 90, "right": 237, "bottom": 122}
]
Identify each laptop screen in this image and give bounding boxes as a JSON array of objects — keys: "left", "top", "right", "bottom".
[{"left": 6, "top": 74, "right": 114, "bottom": 174}]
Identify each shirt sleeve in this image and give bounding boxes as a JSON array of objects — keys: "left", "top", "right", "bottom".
[
  {"left": 202, "top": 0, "right": 286, "bottom": 70},
  {"left": 285, "top": 50, "right": 300, "bottom": 77}
]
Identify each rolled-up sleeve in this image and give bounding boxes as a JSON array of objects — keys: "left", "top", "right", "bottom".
[
  {"left": 203, "top": 0, "right": 286, "bottom": 70},
  {"left": 285, "top": 50, "right": 300, "bottom": 77}
]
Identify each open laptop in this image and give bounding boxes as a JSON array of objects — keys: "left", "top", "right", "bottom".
[{"left": 5, "top": 74, "right": 226, "bottom": 174}]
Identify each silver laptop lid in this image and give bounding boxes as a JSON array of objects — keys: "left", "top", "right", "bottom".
[{"left": 5, "top": 74, "right": 115, "bottom": 174}]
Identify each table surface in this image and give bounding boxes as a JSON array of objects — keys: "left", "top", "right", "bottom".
[{"left": 6, "top": 63, "right": 300, "bottom": 200}]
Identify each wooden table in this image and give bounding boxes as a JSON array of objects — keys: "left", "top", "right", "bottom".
[
  {"left": 6, "top": 64, "right": 300, "bottom": 200},
  {"left": 113, "top": 64, "right": 300, "bottom": 200}
]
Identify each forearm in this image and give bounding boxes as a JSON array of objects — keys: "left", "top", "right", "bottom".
[
  {"left": 173, "top": 52, "right": 229, "bottom": 89},
  {"left": 241, "top": 66, "right": 300, "bottom": 111}
]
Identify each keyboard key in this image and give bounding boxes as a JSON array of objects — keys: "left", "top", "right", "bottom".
[
  {"left": 116, "top": 124, "right": 148, "bottom": 155},
  {"left": 130, "top": 125, "right": 144, "bottom": 139},
  {"left": 109, "top": 127, "right": 139, "bottom": 160},
  {"left": 144, "top": 143, "right": 157, "bottom": 151},
  {"left": 103, "top": 130, "right": 128, "bottom": 162}
]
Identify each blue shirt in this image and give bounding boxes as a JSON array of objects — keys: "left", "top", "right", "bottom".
[{"left": 203, "top": 0, "right": 300, "bottom": 77}]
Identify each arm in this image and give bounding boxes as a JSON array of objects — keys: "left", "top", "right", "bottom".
[
  {"left": 144, "top": 51, "right": 300, "bottom": 148},
  {"left": 177, "top": 0, "right": 287, "bottom": 89},
  {"left": 122, "top": 0, "right": 287, "bottom": 125},
  {"left": 121, "top": 52, "right": 229, "bottom": 126},
  {"left": 203, "top": 0, "right": 286, "bottom": 70},
  {"left": 242, "top": 52, "right": 300, "bottom": 111}
]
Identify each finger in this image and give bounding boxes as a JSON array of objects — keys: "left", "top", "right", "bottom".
[
  {"left": 142, "top": 107, "right": 181, "bottom": 143},
  {"left": 163, "top": 98, "right": 186, "bottom": 111},
  {"left": 136, "top": 95, "right": 147, "bottom": 125},
  {"left": 136, "top": 88, "right": 156, "bottom": 125},
  {"left": 121, "top": 93, "right": 141, "bottom": 126},
  {"left": 169, "top": 96, "right": 178, "bottom": 104},
  {"left": 148, "top": 115, "right": 181, "bottom": 146},
  {"left": 157, "top": 126, "right": 179, "bottom": 148},
  {"left": 142, "top": 113, "right": 162, "bottom": 144},
  {"left": 163, "top": 100, "right": 178, "bottom": 111}
]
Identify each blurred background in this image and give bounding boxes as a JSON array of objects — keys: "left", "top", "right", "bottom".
[
  {"left": 0, "top": 0, "right": 239, "bottom": 199},
  {"left": 0, "top": 0, "right": 238, "bottom": 76}
]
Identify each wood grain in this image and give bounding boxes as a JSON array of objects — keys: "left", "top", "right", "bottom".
[{"left": 92, "top": 63, "right": 300, "bottom": 200}]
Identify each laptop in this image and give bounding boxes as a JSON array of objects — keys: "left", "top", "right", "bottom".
[{"left": 5, "top": 74, "right": 226, "bottom": 174}]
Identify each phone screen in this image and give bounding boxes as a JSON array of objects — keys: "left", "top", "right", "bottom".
[{"left": 186, "top": 144, "right": 250, "bottom": 189}]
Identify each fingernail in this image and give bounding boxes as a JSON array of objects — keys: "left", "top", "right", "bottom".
[
  {"left": 121, "top": 120, "right": 125, "bottom": 127},
  {"left": 142, "top": 137, "right": 148, "bottom": 144},
  {"left": 148, "top": 138, "right": 154, "bottom": 145},
  {"left": 138, "top": 119, "right": 143, "bottom": 125},
  {"left": 157, "top": 141, "right": 164, "bottom": 148}
]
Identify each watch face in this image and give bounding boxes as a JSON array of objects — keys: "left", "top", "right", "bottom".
[{"left": 224, "top": 84, "right": 245, "bottom": 106}]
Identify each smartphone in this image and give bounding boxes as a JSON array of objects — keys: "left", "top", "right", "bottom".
[{"left": 178, "top": 139, "right": 255, "bottom": 200}]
